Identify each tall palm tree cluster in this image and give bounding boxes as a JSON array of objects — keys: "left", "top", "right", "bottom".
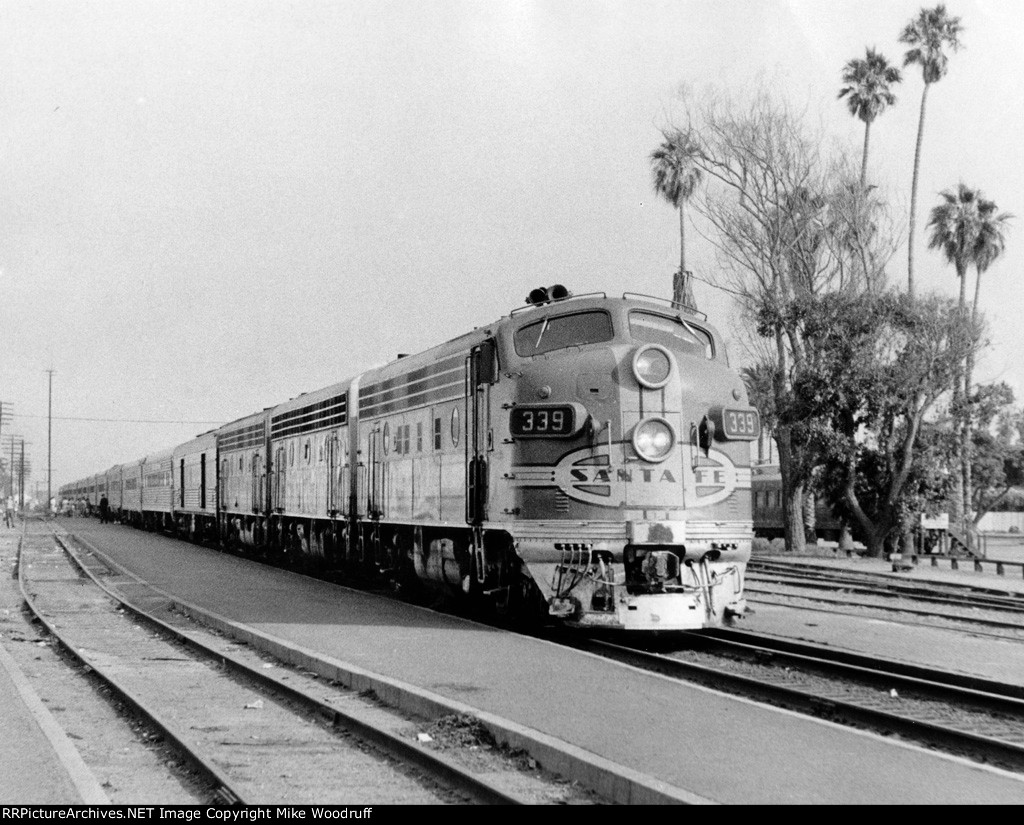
[
  {"left": 840, "top": 6, "right": 1013, "bottom": 548},
  {"left": 645, "top": 5, "right": 1014, "bottom": 551},
  {"left": 832, "top": 6, "right": 1012, "bottom": 548}
]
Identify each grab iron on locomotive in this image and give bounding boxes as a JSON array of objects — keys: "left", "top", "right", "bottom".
[{"left": 61, "top": 288, "right": 760, "bottom": 631}]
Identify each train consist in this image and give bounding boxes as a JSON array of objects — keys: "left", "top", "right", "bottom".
[{"left": 62, "top": 289, "right": 760, "bottom": 631}]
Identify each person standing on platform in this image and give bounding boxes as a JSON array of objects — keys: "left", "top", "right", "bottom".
[
  {"left": 99, "top": 494, "right": 110, "bottom": 524},
  {"left": 4, "top": 495, "right": 14, "bottom": 528}
]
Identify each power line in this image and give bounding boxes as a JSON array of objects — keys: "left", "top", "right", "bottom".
[{"left": 16, "top": 414, "right": 225, "bottom": 425}]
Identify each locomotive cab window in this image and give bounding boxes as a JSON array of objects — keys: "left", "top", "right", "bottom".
[
  {"left": 629, "top": 311, "right": 714, "bottom": 359},
  {"left": 514, "top": 310, "right": 614, "bottom": 357}
]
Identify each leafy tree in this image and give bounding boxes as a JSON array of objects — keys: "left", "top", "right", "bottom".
[
  {"left": 900, "top": 4, "right": 963, "bottom": 296},
  {"left": 792, "top": 292, "right": 973, "bottom": 557},
  {"left": 673, "top": 90, "right": 895, "bottom": 551},
  {"left": 969, "top": 383, "right": 1024, "bottom": 523},
  {"left": 650, "top": 128, "right": 703, "bottom": 308},
  {"left": 838, "top": 47, "right": 902, "bottom": 185}
]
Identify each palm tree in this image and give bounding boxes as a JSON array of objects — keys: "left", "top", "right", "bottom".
[
  {"left": 900, "top": 4, "right": 963, "bottom": 297},
  {"left": 927, "top": 183, "right": 977, "bottom": 533},
  {"left": 927, "top": 183, "right": 979, "bottom": 308},
  {"left": 650, "top": 129, "right": 703, "bottom": 307},
  {"left": 964, "top": 197, "right": 1013, "bottom": 540},
  {"left": 926, "top": 184, "right": 1012, "bottom": 545},
  {"left": 838, "top": 47, "right": 902, "bottom": 185}
]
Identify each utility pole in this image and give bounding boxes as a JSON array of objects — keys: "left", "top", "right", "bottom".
[
  {"left": 2, "top": 435, "right": 27, "bottom": 511},
  {"left": 4, "top": 435, "right": 17, "bottom": 502},
  {"left": 46, "top": 369, "right": 55, "bottom": 516},
  {"left": 0, "top": 402, "right": 10, "bottom": 495}
]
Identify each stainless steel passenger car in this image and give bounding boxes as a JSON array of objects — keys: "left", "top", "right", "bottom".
[
  {"left": 121, "top": 460, "right": 143, "bottom": 524},
  {"left": 172, "top": 432, "right": 217, "bottom": 541},
  {"left": 105, "top": 464, "right": 122, "bottom": 516},
  {"left": 140, "top": 449, "right": 174, "bottom": 530}
]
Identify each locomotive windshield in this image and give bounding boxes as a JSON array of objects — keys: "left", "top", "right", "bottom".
[
  {"left": 628, "top": 311, "right": 714, "bottom": 359},
  {"left": 514, "top": 310, "right": 614, "bottom": 357}
]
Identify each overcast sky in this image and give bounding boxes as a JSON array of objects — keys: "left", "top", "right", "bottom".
[{"left": 1, "top": 0, "right": 1021, "bottom": 494}]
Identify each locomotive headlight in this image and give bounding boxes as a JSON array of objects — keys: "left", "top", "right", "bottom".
[
  {"left": 632, "top": 345, "right": 673, "bottom": 389},
  {"left": 632, "top": 417, "right": 675, "bottom": 462}
]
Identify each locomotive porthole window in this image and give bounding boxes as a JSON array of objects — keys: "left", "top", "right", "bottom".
[
  {"left": 239, "top": 456, "right": 244, "bottom": 472},
  {"left": 451, "top": 408, "right": 460, "bottom": 447},
  {"left": 304, "top": 439, "right": 311, "bottom": 465},
  {"left": 383, "top": 422, "right": 390, "bottom": 455}
]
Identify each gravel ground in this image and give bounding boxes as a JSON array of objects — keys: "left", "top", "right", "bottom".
[
  {"left": 0, "top": 528, "right": 211, "bottom": 802},
  {"left": 1, "top": 526, "right": 604, "bottom": 805}
]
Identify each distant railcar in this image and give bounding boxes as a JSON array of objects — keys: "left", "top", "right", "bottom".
[
  {"left": 105, "top": 464, "right": 122, "bottom": 516},
  {"left": 751, "top": 465, "right": 844, "bottom": 542},
  {"left": 62, "top": 290, "right": 761, "bottom": 631},
  {"left": 172, "top": 432, "right": 217, "bottom": 542}
]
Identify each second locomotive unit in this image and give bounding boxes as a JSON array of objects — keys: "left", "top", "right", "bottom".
[{"left": 63, "top": 288, "right": 760, "bottom": 631}]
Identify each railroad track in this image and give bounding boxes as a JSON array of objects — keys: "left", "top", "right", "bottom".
[
  {"left": 41, "top": 519, "right": 1024, "bottom": 789},
  {"left": 17, "top": 526, "right": 533, "bottom": 805},
  {"left": 558, "top": 627, "right": 1024, "bottom": 773},
  {"left": 746, "top": 560, "right": 1024, "bottom": 636},
  {"left": 749, "top": 558, "right": 1024, "bottom": 613}
]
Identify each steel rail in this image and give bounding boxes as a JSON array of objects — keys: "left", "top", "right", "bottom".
[
  {"left": 567, "top": 634, "right": 1024, "bottom": 772},
  {"left": 17, "top": 534, "right": 245, "bottom": 805},
  {"left": 746, "top": 575, "right": 1024, "bottom": 613},
  {"left": 749, "top": 560, "right": 1024, "bottom": 609},
  {"left": 53, "top": 530, "right": 525, "bottom": 806},
  {"left": 744, "top": 584, "right": 1024, "bottom": 631},
  {"left": 697, "top": 626, "right": 1024, "bottom": 701}
]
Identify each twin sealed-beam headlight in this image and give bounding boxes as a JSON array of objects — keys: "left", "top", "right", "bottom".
[
  {"left": 632, "top": 345, "right": 673, "bottom": 389},
  {"left": 632, "top": 417, "right": 675, "bottom": 462}
]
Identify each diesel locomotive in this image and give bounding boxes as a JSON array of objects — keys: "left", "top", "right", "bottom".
[{"left": 62, "top": 288, "right": 760, "bottom": 631}]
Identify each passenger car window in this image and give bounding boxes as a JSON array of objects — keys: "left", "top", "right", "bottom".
[
  {"left": 628, "top": 311, "right": 714, "bottom": 359},
  {"left": 514, "top": 311, "right": 614, "bottom": 357}
]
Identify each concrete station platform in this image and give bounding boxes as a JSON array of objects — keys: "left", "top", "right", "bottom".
[{"left": 23, "top": 519, "right": 1022, "bottom": 805}]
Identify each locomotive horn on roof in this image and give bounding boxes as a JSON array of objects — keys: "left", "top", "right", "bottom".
[{"left": 526, "top": 284, "right": 572, "bottom": 306}]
